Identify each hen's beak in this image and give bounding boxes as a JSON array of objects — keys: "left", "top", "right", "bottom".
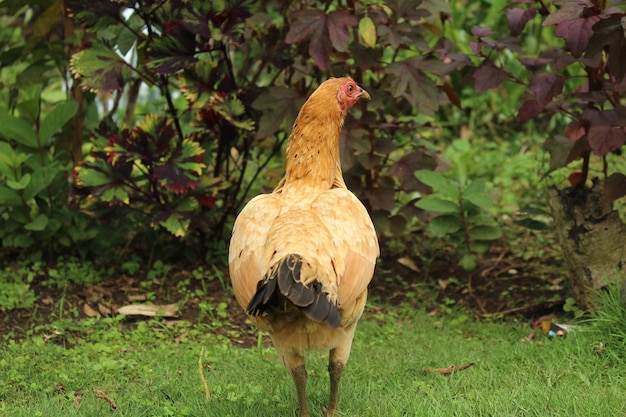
[{"left": 359, "top": 87, "right": 371, "bottom": 101}]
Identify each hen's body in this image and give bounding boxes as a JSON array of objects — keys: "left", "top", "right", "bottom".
[{"left": 229, "top": 77, "right": 378, "bottom": 416}]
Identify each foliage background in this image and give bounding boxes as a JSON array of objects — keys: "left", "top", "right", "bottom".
[{"left": 0, "top": 0, "right": 624, "bottom": 278}]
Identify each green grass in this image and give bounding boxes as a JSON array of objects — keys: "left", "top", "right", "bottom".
[{"left": 1, "top": 306, "right": 625, "bottom": 417}]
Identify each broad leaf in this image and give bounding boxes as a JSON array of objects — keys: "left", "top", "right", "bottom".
[
  {"left": 554, "top": 16, "right": 600, "bottom": 58},
  {"left": 415, "top": 197, "right": 459, "bottom": 213},
  {"left": 604, "top": 173, "right": 626, "bottom": 202},
  {"left": 24, "top": 214, "right": 49, "bottom": 232},
  {"left": 429, "top": 214, "right": 462, "bottom": 235},
  {"left": 148, "top": 28, "right": 198, "bottom": 74},
  {"left": 358, "top": 16, "right": 376, "bottom": 48},
  {"left": 389, "top": 150, "right": 437, "bottom": 192},
  {"left": 152, "top": 140, "right": 206, "bottom": 194},
  {"left": 286, "top": 9, "right": 357, "bottom": 70},
  {"left": 0, "top": 109, "right": 38, "bottom": 148},
  {"left": 252, "top": 87, "right": 302, "bottom": 139},
  {"left": 7, "top": 173, "right": 31, "bottom": 191},
  {"left": 385, "top": 58, "right": 439, "bottom": 116},
  {"left": 468, "top": 225, "right": 502, "bottom": 240},
  {"left": 543, "top": 135, "right": 574, "bottom": 172},
  {"left": 24, "top": 162, "right": 61, "bottom": 201},
  {"left": 39, "top": 101, "right": 79, "bottom": 142},
  {"left": 588, "top": 125, "right": 626, "bottom": 156},
  {"left": 543, "top": 0, "right": 593, "bottom": 26},
  {"left": 506, "top": 7, "right": 537, "bottom": 36},
  {"left": 0, "top": 186, "right": 22, "bottom": 205},
  {"left": 415, "top": 170, "right": 458, "bottom": 198},
  {"left": 587, "top": 16, "right": 626, "bottom": 83},
  {"left": 70, "top": 44, "right": 131, "bottom": 92},
  {"left": 74, "top": 160, "right": 131, "bottom": 206},
  {"left": 472, "top": 60, "right": 510, "bottom": 92}
]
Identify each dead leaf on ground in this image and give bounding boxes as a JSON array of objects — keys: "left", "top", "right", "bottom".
[
  {"left": 74, "top": 391, "right": 83, "bottom": 408},
  {"left": 423, "top": 362, "right": 475, "bottom": 375},
  {"left": 397, "top": 256, "right": 420, "bottom": 272},
  {"left": 117, "top": 303, "right": 179, "bottom": 317},
  {"left": 97, "top": 303, "right": 112, "bottom": 316},
  {"left": 94, "top": 388, "right": 117, "bottom": 410},
  {"left": 83, "top": 303, "right": 99, "bottom": 317}
]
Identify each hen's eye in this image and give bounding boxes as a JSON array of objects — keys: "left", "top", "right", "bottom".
[{"left": 347, "top": 84, "right": 354, "bottom": 94}]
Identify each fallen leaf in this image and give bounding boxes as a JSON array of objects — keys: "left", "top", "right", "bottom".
[
  {"left": 397, "top": 256, "right": 420, "bottom": 272},
  {"left": 83, "top": 303, "right": 99, "bottom": 317},
  {"left": 94, "top": 388, "right": 117, "bottom": 411},
  {"left": 423, "top": 362, "right": 475, "bottom": 374},
  {"left": 128, "top": 294, "right": 147, "bottom": 301},
  {"left": 117, "top": 303, "right": 179, "bottom": 317},
  {"left": 97, "top": 303, "right": 112, "bottom": 316}
]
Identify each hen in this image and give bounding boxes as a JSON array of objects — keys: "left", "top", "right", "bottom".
[{"left": 229, "top": 77, "right": 379, "bottom": 417}]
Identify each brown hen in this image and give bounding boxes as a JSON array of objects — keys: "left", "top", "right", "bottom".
[{"left": 229, "top": 77, "right": 379, "bottom": 417}]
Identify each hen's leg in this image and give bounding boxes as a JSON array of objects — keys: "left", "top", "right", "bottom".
[
  {"left": 327, "top": 358, "right": 344, "bottom": 415},
  {"left": 282, "top": 352, "right": 309, "bottom": 417}
]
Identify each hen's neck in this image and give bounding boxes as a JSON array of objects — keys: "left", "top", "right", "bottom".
[{"left": 281, "top": 110, "right": 345, "bottom": 190}]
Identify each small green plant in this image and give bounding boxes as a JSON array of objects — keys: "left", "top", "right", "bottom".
[
  {"left": 0, "top": 263, "right": 40, "bottom": 311},
  {"left": 415, "top": 169, "right": 502, "bottom": 271}
]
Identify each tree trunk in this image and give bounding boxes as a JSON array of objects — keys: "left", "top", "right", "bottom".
[{"left": 547, "top": 180, "right": 626, "bottom": 309}]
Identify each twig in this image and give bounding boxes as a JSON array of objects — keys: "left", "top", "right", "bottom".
[
  {"left": 479, "top": 250, "right": 507, "bottom": 278},
  {"left": 468, "top": 274, "right": 488, "bottom": 316},
  {"left": 480, "top": 298, "right": 565, "bottom": 318},
  {"left": 198, "top": 346, "right": 211, "bottom": 400},
  {"left": 93, "top": 388, "right": 117, "bottom": 411},
  {"left": 424, "top": 362, "right": 475, "bottom": 375}
]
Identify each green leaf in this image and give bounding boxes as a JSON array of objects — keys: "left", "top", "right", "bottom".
[
  {"left": 468, "top": 225, "right": 502, "bottom": 240},
  {"left": 462, "top": 179, "right": 494, "bottom": 209},
  {"left": 0, "top": 186, "right": 22, "bottom": 205},
  {"left": 158, "top": 213, "right": 191, "bottom": 238},
  {"left": 459, "top": 254, "right": 477, "bottom": 271},
  {"left": 415, "top": 196, "right": 459, "bottom": 213},
  {"left": 0, "top": 142, "right": 16, "bottom": 176},
  {"left": 471, "top": 240, "right": 493, "bottom": 254},
  {"left": 39, "top": 101, "right": 79, "bottom": 142},
  {"left": 70, "top": 44, "right": 131, "bottom": 92},
  {"left": 7, "top": 173, "right": 31, "bottom": 191},
  {"left": 24, "top": 214, "right": 49, "bottom": 231},
  {"left": 24, "top": 162, "right": 61, "bottom": 201},
  {"left": 359, "top": 16, "right": 377, "bottom": 48},
  {"left": 415, "top": 170, "right": 458, "bottom": 197},
  {"left": 429, "top": 214, "right": 462, "bottom": 235},
  {"left": 0, "top": 109, "right": 38, "bottom": 148}
]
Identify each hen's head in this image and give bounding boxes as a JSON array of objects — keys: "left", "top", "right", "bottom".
[{"left": 308, "top": 77, "right": 370, "bottom": 116}]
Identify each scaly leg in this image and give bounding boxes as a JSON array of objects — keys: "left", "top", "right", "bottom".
[
  {"left": 326, "top": 359, "right": 345, "bottom": 416},
  {"left": 291, "top": 364, "right": 309, "bottom": 417}
]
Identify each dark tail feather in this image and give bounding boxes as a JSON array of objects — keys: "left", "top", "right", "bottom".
[{"left": 245, "top": 254, "right": 341, "bottom": 328}]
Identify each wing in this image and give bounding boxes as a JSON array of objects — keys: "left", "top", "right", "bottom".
[
  {"left": 311, "top": 188, "right": 379, "bottom": 309},
  {"left": 228, "top": 194, "right": 282, "bottom": 309}
]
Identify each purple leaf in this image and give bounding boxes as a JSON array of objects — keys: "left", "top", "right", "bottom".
[
  {"left": 604, "top": 173, "right": 626, "bottom": 202},
  {"left": 543, "top": 0, "right": 593, "bottom": 26},
  {"left": 506, "top": 7, "right": 537, "bottom": 36},
  {"left": 389, "top": 150, "right": 437, "bottom": 192},
  {"left": 554, "top": 16, "right": 600, "bottom": 57},
  {"left": 588, "top": 125, "right": 626, "bottom": 156},
  {"left": 471, "top": 25, "right": 495, "bottom": 38},
  {"left": 472, "top": 60, "right": 510, "bottom": 92},
  {"left": 531, "top": 73, "right": 565, "bottom": 105},
  {"left": 516, "top": 99, "right": 543, "bottom": 121},
  {"left": 519, "top": 57, "right": 553, "bottom": 71},
  {"left": 327, "top": 10, "right": 358, "bottom": 52}
]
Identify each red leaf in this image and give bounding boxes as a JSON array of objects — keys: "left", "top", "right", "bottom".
[
  {"left": 327, "top": 10, "right": 358, "bottom": 52},
  {"left": 472, "top": 61, "right": 510, "bottom": 92},
  {"left": 506, "top": 7, "right": 537, "bottom": 36},
  {"left": 588, "top": 125, "right": 626, "bottom": 156},
  {"left": 554, "top": 16, "right": 600, "bottom": 57},
  {"left": 568, "top": 171, "right": 585, "bottom": 187},
  {"left": 604, "top": 173, "right": 626, "bottom": 202},
  {"left": 516, "top": 99, "right": 543, "bottom": 121},
  {"left": 543, "top": 0, "right": 593, "bottom": 26}
]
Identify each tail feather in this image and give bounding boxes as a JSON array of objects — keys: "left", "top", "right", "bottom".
[{"left": 246, "top": 254, "right": 340, "bottom": 328}]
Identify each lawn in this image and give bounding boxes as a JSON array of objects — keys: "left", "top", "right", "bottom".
[{"left": 1, "top": 303, "right": 624, "bottom": 417}]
